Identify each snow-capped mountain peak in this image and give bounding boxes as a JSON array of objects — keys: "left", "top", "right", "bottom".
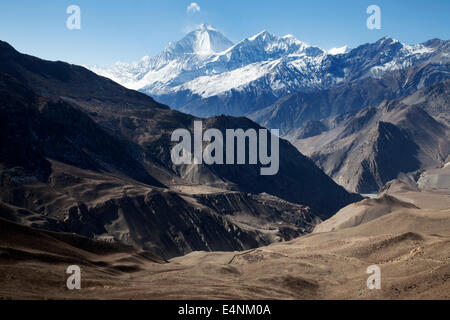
[
  {"left": 327, "top": 45, "right": 350, "bottom": 55},
  {"left": 87, "top": 25, "right": 445, "bottom": 118},
  {"left": 248, "top": 30, "right": 271, "bottom": 41},
  {"left": 225, "top": 30, "right": 316, "bottom": 63},
  {"left": 168, "top": 23, "right": 234, "bottom": 56},
  {"left": 378, "top": 36, "right": 399, "bottom": 44}
]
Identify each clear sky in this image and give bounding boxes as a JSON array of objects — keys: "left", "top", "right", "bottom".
[{"left": 0, "top": 0, "right": 449, "bottom": 66}]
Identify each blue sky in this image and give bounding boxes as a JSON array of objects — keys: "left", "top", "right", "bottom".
[{"left": 0, "top": 0, "right": 449, "bottom": 66}]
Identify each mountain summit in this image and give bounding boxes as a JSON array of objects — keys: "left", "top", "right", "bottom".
[
  {"left": 89, "top": 26, "right": 446, "bottom": 118},
  {"left": 88, "top": 24, "right": 321, "bottom": 100},
  {"left": 168, "top": 23, "right": 234, "bottom": 55}
]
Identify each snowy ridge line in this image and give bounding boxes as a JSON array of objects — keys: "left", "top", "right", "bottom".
[{"left": 87, "top": 24, "right": 443, "bottom": 107}]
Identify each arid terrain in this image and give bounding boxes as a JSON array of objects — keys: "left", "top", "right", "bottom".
[
  {"left": 0, "top": 36, "right": 449, "bottom": 300},
  {"left": 1, "top": 177, "right": 448, "bottom": 300}
]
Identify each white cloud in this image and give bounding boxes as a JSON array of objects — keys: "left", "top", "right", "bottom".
[{"left": 187, "top": 2, "right": 201, "bottom": 14}]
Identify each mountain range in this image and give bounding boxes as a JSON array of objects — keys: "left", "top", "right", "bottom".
[
  {"left": 288, "top": 83, "right": 450, "bottom": 193},
  {"left": 251, "top": 62, "right": 450, "bottom": 135},
  {"left": 88, "top": 24, "right": 449, "bottom": 194},
  {"left": 0, "top": 40, "right": 360, "bottom": 258},
  {"left": 89, "top": 24, "right": 449, "bottom": 118},
  {"left": 1, "top": 24, "right": 449, "bottom": 300}
]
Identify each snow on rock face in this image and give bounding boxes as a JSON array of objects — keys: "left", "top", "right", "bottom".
[
  {"left": 327, "top": 46, "right": 350, "bottom": 55},
  {"left": 366, "top": 40, "right": 440, "bottom": 78},
  {"left": 88, "top": 24, "right": 234, "bottom": 91},
  {"left": 88, "top": 24, "right": 325, "bottom": 97},
  {"left": 176, "top": 60, "right": 280, "bottom": 98},
  {"left": 168, "top": 24, "right": 234, "bottom": 55},
  {"left": 87, "top": 24, "right": 442, "bottom": 116}
]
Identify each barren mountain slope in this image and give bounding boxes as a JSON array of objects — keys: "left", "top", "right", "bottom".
[
  {"left": 288, "top": 83, "right": 450, "bottom": 193},
  {"left": 0, "top": 40, "right": 361, "bottom": 217},
  {"left": 251, "top": 63, "right": 450, "bottom": 135},
  {"left": 0, "top": 42, "right": 363, "bottom": 259}
]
